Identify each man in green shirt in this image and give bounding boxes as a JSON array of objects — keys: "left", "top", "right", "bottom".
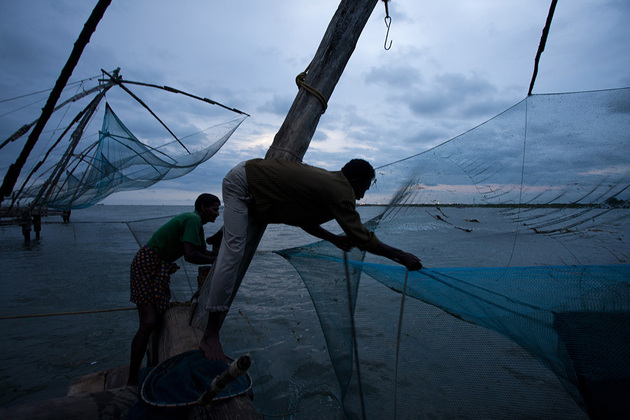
[
  {"left": 200, "top": 159, "right": 422, "bottom": 362},
  {"left": 127, "top": 193, "right": 222, "bottom": 385}
]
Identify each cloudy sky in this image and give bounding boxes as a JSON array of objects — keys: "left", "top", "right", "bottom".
[{"left": 1, "top": 0, "right": 629, "bottom": 206}]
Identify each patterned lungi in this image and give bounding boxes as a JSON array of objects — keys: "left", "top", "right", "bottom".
[{"left": 130, "top": 245, "right": 179, "bottom": 313}]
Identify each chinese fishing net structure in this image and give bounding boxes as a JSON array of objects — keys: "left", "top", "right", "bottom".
[
  {"left": 1, "top": 69, "right": 247, "bottom": 210},
  {"left": 273, "top": 88, "right": 630, "bottom": 419}
]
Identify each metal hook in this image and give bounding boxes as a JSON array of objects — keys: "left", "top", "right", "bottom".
[
  {"left": 382, "top": 0, "right": 392, "bottom": 50},
  {"left": 384, "top": 15, "right": 392, "bottom": 50}
]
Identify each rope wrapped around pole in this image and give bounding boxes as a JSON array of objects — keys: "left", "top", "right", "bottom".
[{"left": 295, "top": 64, "right": 328, "bottom": 114}]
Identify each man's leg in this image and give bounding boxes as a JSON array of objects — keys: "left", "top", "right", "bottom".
[
  {"left": 128, "top": 304, "right": 159, "bottom": 385},
  {"left": 201, "top": 162, "right": 251, "bottom": 360}
]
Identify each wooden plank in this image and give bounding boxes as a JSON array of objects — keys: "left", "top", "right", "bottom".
[
  {"left": 67, "top": 371, "right": 106, "bottom": 396},
  {"left": 157, "top": 305, "right": 261, "bottom": 420},
  {"left": 66, "top": 365, "right": 128, "bottom": 396},
  {"left": 104, "top": 365, "right": 129, "bottom": 390},
  {"left": 156, "top": 304, "right": 204, "bottom": 362}
]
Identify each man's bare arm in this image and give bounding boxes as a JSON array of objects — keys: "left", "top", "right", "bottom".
[
  {"left": 370, "top": 241, "right": 422, "bottom": 271},
  {"left": 301, "top": 225, "right": 352, "bottom": 251}
]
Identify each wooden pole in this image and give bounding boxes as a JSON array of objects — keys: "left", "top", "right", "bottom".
[
  {"left": 266, "top": 0, "right": 380, "bottom": 162},
  {"left": 193, "top": 0, "right": 380, "bottom": 327}
]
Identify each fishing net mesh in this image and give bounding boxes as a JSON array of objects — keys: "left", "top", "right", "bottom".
[
  {"left": 18, "top": 103, "right": 246, "bottom": 209},
  {"left": 122, "top": 88, "right": 630, "bottom": 418},
  {"left": 271, "top": 88, "right": 630, "bottom": 419}
]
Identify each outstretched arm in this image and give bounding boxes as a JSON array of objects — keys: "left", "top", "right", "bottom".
[
  {"left": 370, "top": 241, "right": 422, "bottom": 271},
  {"left": 301, "top": 225, "right": 353, "bottom": 251}
]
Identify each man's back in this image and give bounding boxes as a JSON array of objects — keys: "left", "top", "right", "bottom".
[{"left": 245, "top": 159, "right": 354, "bottom": 226}]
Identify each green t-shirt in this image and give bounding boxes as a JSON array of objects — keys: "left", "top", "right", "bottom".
[{"left": 146, "top": 210, "right": 205, "bottom": 262}]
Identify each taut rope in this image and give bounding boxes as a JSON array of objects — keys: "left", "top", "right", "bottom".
[{"left": 0, "top": 306, "right": 135, "bottom": 320}]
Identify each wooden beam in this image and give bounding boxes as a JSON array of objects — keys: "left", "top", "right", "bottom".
[
  {"left": 266, "top": 0, "right": 380, "bottom": 162},
  {"left": 157, "top": 306, "right": 260, "bottom": 420},
  {"left": 193, "top": 0, "right": 380, "bottom": 329}
]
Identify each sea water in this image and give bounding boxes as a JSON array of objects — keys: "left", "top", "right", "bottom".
[
  {"left": 2, "top": 204, "right": 618, "bottom": 418},
  {"left": 0, "top": 204, "right": 345, "bottom": 410}
]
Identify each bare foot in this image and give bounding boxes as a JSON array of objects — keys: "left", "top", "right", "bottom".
[{"left": 200, "top": 335, "right": 228, "bottom": 363}]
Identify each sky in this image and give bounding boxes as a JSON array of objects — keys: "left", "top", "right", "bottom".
[{"left": 1, "top": 0, "right": 629, "bottom": 206}]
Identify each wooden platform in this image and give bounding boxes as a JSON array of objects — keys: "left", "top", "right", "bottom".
[{"left": 67, "top": 365, "right": 130, "bottom": 396}]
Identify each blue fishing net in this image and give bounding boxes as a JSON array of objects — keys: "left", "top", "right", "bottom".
[{"left": 276, "top": 89, "right": 630, "bottom": 419}]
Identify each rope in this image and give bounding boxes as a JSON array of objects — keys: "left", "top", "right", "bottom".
[
  {"left": 508, "top": 96, "right": 530, "bottom": 267},
  {"left": 343, "top": 252, "right": 366, "bottom": 420},
  {"left": 0, "top": 74, "right": 102, "bottom": 104},
  {"left": 0, "top": 306, "right": 136, "bottom": 320},
  {"left": 295, "top": 64, "right": 328, "bottom": 114},
  {"left": 393, "top": 269, "right": 409, "bottom": 420}
]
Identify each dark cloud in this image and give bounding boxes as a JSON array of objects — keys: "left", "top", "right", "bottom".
[
  {"left": 1, "top": 0, "right": 628, "bottom": 204},
  {"left": 403, "top": 71, "right": 515, "bottom": 123},
  {"left": 258, "top": 94, "right": 292, "bottom": 116},
  {"left": 363, "top": 64, "right": 422, "bottom": 89}
]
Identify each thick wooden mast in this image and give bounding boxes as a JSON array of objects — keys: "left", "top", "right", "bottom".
[
  {"left": 193, "top": 0, "right": 380, "bottom": 326},
  {"left": 266, "top": 0, "right": 380, "bottom": 161}
]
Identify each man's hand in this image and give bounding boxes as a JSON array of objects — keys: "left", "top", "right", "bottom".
[
  {"left": 372, "top": 241, "right": 423, "bottom": 271},
  {"left": 393, "top": 251, "right": 422, "bottom": 271}
]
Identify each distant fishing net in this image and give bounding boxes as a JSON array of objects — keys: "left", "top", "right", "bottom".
[
  {"left": 277, "top": 88, "right": 630, "bottom": 419},
  {"left": 18, "top": 104, "right": 245, "bottom": 209},
  {"left": 3, "top": 70, "right": 249, "bottom": 211}
]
